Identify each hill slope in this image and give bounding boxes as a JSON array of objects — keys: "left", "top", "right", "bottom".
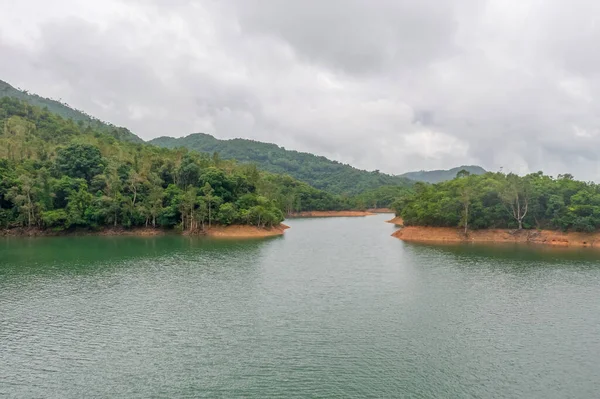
[
  {"left": 150, "top": 133, "right": 413, "bottom": 195},
  {"left": 400, "top": 165, "right": 486, "bottom": 183},
  {"left": 0, "top": 97, "right": 373, "bottom": 233},
  {"left": 0, "top": 79, "right": 143, "bottom": 143}
]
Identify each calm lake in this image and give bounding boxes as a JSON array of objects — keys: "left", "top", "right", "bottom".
[{"left": 1, "top": 214, "right": 600, "bottom": 398}]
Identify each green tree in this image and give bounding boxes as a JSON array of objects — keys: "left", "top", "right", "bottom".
[
  {"left": 216, "top": 203, "right": 238, "bottom": 225},
  {"left": 55, "top": 143, "right": 106, "bottom": 182},
  {"left": 500, "top": 174, "right": 530, "bottom": 230}
]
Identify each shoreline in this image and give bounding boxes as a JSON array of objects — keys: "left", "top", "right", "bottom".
[
  {"left": 392, "top": 226, "right": 600, "bottom": 247},
  {"left": 288, "top": 210, "right": 375, "bottom": 218},
  {"left": 366, "top": 208, "right": 394, "bottom": 213},
  {"left": 202, "top": 224, "right": 289, "bottom": 238},
  {"left": 386, "top": 216, "right": 404, "bottom": 225},
  {"left": 1, "top": 224, "right": 290, "bottom": 239}
]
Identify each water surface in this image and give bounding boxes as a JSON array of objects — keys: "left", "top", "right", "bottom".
[{"left": 1, "top": 215, "right": 600, "bottom": 398}]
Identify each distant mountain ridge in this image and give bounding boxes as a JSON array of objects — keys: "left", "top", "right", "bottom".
[
  {"left": 150, "top": 133, "right": 415, "bottom": 195},
  {"left": 150, "top": 133, "right": 486, "bottom": 193},
  {"left": 0, "top": 79, "right": 143, "bottom": 143},
  {"left": 400, "top": 165, "right": 487, "bottom": 183}
]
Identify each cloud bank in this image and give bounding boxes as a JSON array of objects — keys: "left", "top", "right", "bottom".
[{"left": 2, "top": 0, "right": 600, "bottom": 179}]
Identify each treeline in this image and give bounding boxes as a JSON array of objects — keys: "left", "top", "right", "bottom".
[
  {"left": 150, "top": 133, "right": 413, "bottom": 195},
  {"left": 395, "top": 171, "right": 600, "bottom": 232},
  {"left": 0, "top": 98, "right": 377, "bottom": 232}
]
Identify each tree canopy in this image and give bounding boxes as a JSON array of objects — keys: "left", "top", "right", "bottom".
[
  {"left": 150, "top": 133, "right": 414, "bottom": 195},
  {"left": 0, "top": 98, "right": 371, "bottom": 232},
  {"left": 395, "top": 171, "right": 600, "bottom": 232}
]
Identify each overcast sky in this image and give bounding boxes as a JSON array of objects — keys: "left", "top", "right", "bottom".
[{"left": 2, "top": 0, "right": 600, "bottom": 178}]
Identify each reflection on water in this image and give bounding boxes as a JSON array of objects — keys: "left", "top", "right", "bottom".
[
  {"left": 0, "top": 235, "right": 279, "bottom": 278},
  {"left": 404, "top": 240, "right": 600, "bottom": 264}
]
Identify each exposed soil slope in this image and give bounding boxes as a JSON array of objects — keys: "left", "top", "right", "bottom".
[
  {"left": 204, "top": 224, "right": 289, "bottom": 238},
  {"left": 288, "top": 211, "right": 375, "bottom": 217},
  {"left": 367, "top": 208, "right": 394, "bottom": 213},
  {"left": 386, "top": 217, "right": 404, "bottom": 225},
  {"left": 1, "top": 224, "right": 289, "bottom": 238},
  {"left": 392, "top": 226, "right": 600, "bottom": 247}
]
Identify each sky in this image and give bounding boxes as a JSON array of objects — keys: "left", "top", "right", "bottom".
[{"left": 1, "top": 0, "right": 600, "bottom": 179}]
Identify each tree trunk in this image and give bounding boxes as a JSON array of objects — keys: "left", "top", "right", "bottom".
[
  {"left": 27, "top": 192, "right": 32, "bottom": 228},
  {"left": 190, "top": 208, "right": 194, "bottom": 231},
  {"left": 208, "top": 203, "right": 211, "bottom": 228},
  {"left": 464, "top": 203, "right": 469, "bottom": 234}
]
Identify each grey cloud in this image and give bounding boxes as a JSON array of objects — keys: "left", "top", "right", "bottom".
[
  {"left": 229, "top": 0, "right": 465, "bottom": 75},
  {"left": 1, "top": 0, "right": 600, "bottom": 180}
]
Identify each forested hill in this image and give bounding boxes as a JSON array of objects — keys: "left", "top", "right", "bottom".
[
  {"left": 400, "top": 165, "right": 486, "bottom": 183},
  {"left": 150, "top": 133, "right": 413, "bottom": 195},
  {"left": 0, "top": 97, "right": 375, "bottom": 233},
  {"left": 0, "top": 80, "right": 142, "bottom": 144}
]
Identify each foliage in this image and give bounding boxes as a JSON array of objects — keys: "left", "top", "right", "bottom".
[
  {"left": 149, "top": 133, "right": 413, "bottom": 195},
  {"left": 0, "top": 98, "right": 324, "bottom": 232},
  {"left": 396, "top": 171, "right": 600, "bottom": 232},
  {"left": 0, "top": 79, "right": 142, "bottom": 143}
]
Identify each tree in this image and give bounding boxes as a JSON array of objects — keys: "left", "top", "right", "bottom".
[
  {"left": 178, "top": 186, "right": 197, "bottom": 231},
  {"left": 216, "top": 203, "right": 237, "bottom": 225},
  {"left": 457, "top": 178, "right": 473, "bottom": 234},
  {"left": 146, "top": 185, "right": 165, "bottom": 228},
  {"left": 456, "top": 169, "right": 471, "bottom": 179},
  {"left": 202, "top": 182, "right": 215, "bottom": 228},
  {"left": 101, "top": 168, "right": 122, "bottom": 227},
  {"left": 7, "top": 174, "right": 38, "bottom": 228},
  {"left": 127, "top": 170, "right": 146, "bottom": 207},
  {"left": 66, "top": 184, "right": 93, "bottom": 227},
  {"left": 500, "top": 174, "right": 530, "bottom": 230},
  {"left": 55, "top": 143, "right": 106, "bottom": 182}
]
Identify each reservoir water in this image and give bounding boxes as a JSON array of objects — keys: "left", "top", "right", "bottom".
[{"left": 1, "top": 214, "right": 600, "bottom": 398}]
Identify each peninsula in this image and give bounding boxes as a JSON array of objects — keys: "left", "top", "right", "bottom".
[{"left": 391, "top": 170, "right": 600, "bottom": 248}]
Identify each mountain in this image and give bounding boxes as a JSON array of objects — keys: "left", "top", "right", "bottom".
[
  {"left": 149, "top": 133, "right": 413, "bottom": 195},
  {"left": 400, "top": 165, "right": 487, "bottom": 184},
  {"left": 0, "top": 79, "right": 143, "bottom": 143}
]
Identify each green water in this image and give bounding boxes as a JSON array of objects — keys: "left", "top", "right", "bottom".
[{"left": 2, "top": 214, "right": 600, "bottom": 398}]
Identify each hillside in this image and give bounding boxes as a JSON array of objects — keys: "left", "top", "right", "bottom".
[
  {"left": 150, "top": 133, "right": 413, "bottom": 195},
  {"left": 399, "top": 165, "right": 486, "bottom": 183},
  {"left": 0, "top": 79, "right": 143, "bottom": 143},
  {"left": 0, "top": 98, "right": 370, "bottom": 234}
]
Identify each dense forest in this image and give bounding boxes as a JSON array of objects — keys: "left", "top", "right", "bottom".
[
  {"left": 0, "top": 98, "right": 371, "bottom": 233},
  {"left": 395, "top": 171, "right": 600, "bottom": 232},
  {"left": 150, "top": 133, "right": 414, "bottom": 195},
  {"left": 0, "top": 80, "right": 142, "bottom": 144}
]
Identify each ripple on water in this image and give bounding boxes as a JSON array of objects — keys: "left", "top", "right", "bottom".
[{"left": 1, "top": 215, "right": 600, "bottom": 397}]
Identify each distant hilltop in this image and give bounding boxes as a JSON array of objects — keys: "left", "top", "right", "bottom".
[
  {"left": 149, "top": 133, "right": 414, "bottom": 195},
  {"left": 0, "top": 79, "right": 142, "bottom": 143},
  {"left": 150, "top": 133, "right": 487, "bottom": 192},
  {"left": 399, "top": 165, "right": 487, "bottom": 184}
]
